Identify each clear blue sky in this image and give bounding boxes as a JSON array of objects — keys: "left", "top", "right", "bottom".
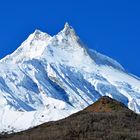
[{"left": 0, "top": 0, "right": 140, "bottom": 76}]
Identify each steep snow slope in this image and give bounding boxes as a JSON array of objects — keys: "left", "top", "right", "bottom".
[{"left": 0, "top": 23, "right": 140, "bottom": 133}]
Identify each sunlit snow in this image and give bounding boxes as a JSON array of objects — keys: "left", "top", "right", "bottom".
[{"left": 0, "top": 23, "right": 140, "bottom": 133}]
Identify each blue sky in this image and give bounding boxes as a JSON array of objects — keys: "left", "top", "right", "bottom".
[{"left": 0, "top": 0, "right": 140, "bottom": 76}]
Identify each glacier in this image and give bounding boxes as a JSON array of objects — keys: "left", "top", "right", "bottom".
[{"left": 0, "top": 22, "right": 140, "bottom": 133}]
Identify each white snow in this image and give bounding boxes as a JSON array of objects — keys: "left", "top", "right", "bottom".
[{"left": 0, "top": 22, "right": 140, "bottom": 133}]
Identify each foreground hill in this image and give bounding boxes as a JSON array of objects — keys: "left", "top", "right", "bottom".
[{"left": 1, "top": 96, "right": 140, "bottom": 140}]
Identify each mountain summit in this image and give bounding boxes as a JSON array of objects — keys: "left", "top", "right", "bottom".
[{"left": 0, "top": 23, "right": 140, "bottom": 133}]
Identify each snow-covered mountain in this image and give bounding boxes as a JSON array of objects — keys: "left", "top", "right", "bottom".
[{"left": 0, "top": 23, "right": 140, "bottom": 133}]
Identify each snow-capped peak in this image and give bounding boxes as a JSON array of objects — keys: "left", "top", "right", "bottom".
[
  {"left": 64, "top": 22, "right": 71, "bottom": 28},
  {"left": 0, "top": 23, "right": 140, "bottom": 133},
  {"left": 32, "top": 29, "right": 51, "bottom": 41},
  {"left": 2, "top": 30, "right": 52, "bottom": 63},
  {"left": 56, "top": 22, "right": 79, "bottom": 43},
  {"left": 63, "top": 22, "right": 74, "bottom": 35}
]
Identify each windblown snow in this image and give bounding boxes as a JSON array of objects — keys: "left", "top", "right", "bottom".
[{"left": 0, "top": 22, "right": 140, "bottom": 133}]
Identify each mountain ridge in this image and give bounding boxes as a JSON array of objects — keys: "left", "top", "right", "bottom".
[{"left": 0, "top": 23, "right": 140, "bottom": 133}]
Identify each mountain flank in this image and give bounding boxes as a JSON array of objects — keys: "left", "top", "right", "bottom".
[
  {"left": 1, "top": 96, "right": 140, "bottom": 140},
  {"left": 0, "top": 23, "right": 140, "bottom": 133}
]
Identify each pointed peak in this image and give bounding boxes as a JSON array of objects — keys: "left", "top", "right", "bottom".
[
  {"left": 64, "top": 22, "right": 74, "bottom": 31},
  {"left": 61, "top": 22, "right": 74, "bottom": 35},
  {"left": 34, "top": 29, "right": 43, "bottom": 34},
  {"left": 33, "top": 29, "right": 50, "bottom": 37},
  {"left": 64, "top": 22, "right": 71, "bottom": 29},
  {"left": 31, "top": 29, "right": 51, "bottom": 41},
  {"left": 57, "top": 22, "right": 77, "bottom": 39}
]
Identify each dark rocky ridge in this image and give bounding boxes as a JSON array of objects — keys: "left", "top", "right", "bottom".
[{"left": 1, "top": 96, "right": 140, "bottom": 140}]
